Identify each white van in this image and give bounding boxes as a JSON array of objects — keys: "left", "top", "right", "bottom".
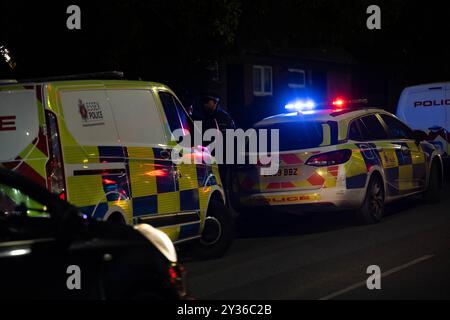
[
  {"left": 397, "top": 83, "right": 450, "bottom": 162},
  {"left": 0, "top": 74, "right": 233, "bottom": 259}
]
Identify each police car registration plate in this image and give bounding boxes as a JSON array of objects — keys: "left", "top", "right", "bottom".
[{"left": 262, "top": 167, "right": 300, "bottom": 177}]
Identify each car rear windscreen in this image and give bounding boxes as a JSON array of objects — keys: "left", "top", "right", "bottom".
[{"left": 257, "top": 121, "right": 327, "bottom": 151}]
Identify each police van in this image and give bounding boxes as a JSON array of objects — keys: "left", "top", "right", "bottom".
[
  {"left": 397, "top": 83, "right": 450, "bottom": 164},
  {"left": 0, "top": 72, "right": 233, "bottom": 259}
]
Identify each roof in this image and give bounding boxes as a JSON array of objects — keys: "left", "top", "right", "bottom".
[
  {"left": 402, "top": 82, "right": 450, "bottom": 92},
  {"left": 255, "top": 107, "right": 390, "bottom": 127},
  {"left": 0, "top": 79, "right": 171, "bottom": 92}
]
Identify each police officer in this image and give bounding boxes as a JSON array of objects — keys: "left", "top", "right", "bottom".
[
  {"left": 199, "top": 94, "right": 238, "bottom": 212},
  {"left": 200, "top": 94, "right": 236, "bottom": 133}
]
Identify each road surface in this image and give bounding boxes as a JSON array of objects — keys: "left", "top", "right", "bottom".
[{"left": 183, "top": 185, "right": 450, "bottom": 300}]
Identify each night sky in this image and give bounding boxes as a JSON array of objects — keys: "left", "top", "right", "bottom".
[{"left": 1, "top": 1, "right": 449, "bottom": 94}]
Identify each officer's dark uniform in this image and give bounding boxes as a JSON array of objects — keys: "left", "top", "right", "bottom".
[
  {"left": 202, "top": 106, "right": 236, "bottom": 133},
  {"left": 198, "top": 98, "right": 236, "bottom": 202}
]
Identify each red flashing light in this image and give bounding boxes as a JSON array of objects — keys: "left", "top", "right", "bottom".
[{"left": 332, "top": 98, "right": 346, "bottom": 107}]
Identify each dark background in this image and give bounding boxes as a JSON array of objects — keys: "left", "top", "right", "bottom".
[{"left": 1, "top": 0, "right": 449, "bottom": 125}]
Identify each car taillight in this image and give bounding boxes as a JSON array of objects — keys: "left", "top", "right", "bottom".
[
  {"left": 45, "top": 111, "right": 67, "bottom": 200},
  {"left": 169, "top": 264, "right": 187, "bottom": 299},
  {"left": 306, "top": 150, "right": 352, "bottom": 167}
]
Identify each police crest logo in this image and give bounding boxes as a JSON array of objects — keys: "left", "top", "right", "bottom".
[{"left": 78, "top": 99, "right": 88, "bottom": 122}]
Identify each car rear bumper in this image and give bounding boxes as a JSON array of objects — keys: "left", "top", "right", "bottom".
[{"left": 238, "top": 187, "right": 366, "bottom": 212}]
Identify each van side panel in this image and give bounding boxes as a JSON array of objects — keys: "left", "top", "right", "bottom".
[{"left": 0, "top": 86, "right": 48, "bottom": 187}]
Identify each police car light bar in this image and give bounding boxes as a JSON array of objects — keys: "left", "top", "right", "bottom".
[
  {"left": 284, "top": 98, "right": 368, "bottom": 113},
  {"left": 285, "top": 99, "right": 316, "bottom": 112}
]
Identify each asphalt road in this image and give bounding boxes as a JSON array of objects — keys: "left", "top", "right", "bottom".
[{"left": 183, "top": 184, "right": 450, "bottom": 300}]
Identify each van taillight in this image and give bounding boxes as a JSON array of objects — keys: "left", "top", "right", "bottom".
[
  {"left": 45, "top": 111, "right": 67, "bottom": 200},
  {"left": 306, "top": 150, "right": 352, "bottom": 167}
]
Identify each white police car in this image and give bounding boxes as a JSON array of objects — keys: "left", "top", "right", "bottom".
[{"left": 233, "top": 98, "right": 443, "bottom": 224}]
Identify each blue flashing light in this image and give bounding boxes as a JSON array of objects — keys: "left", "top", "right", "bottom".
[{"left": 285, "top": 99, "right": 316, "bottom": 112}]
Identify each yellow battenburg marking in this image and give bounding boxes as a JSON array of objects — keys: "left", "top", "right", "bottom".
[
  {"left": 198, "top": 186, "right": 211, "bottom": 225},
  {"left": 398, "top": 165, "right": 414, "bottom": 190},
  {"left": 159, "top": 225, "right": 181, "bottom": 243},
  {"left": 212, "top": 164, "right": 222, "bottom": 186},
  {"left": 178, "top": 163, "right": 198, "bottom": 191},
  {"left": 344, "top": 149, "right": 367, "bottom": 177},
  {"left": 338, "top": 118, "right": 351, "bottom": 141},
  {"left": 109, "top": 200, "right": 133, "bottom": 224},
  {"left": 157, "top": 192, "right": 180, "bottom": 214},
  {"left": 320, "top": 123, "right": 331, "bottom": 146},
  {"left": 127, "top": 147, "right": 158, "bottom": 197},
  {"left": 379, "top": 149, "right": 399, "bottom": 169},
  {"left": 408, "top": 142, "right": 426, "bottom": 165},
  {"left": 67, "top": 175, "right": 105, "bottom": 208}
]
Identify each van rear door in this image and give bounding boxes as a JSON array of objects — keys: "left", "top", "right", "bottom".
[{"left": 0, "top": 88, "right": 47, "bottom": 186}]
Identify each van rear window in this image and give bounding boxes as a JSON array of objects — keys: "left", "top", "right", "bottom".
[{"left": 257, "top": 121, "right": 329, "bottom": 151}]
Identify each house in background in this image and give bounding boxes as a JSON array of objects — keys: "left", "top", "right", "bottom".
[
  {"left": 224, "top": 48, "right": 358, "bottom": 128},
  {"left": 197, "top": 47, "right": 388, "bottom": 129}
]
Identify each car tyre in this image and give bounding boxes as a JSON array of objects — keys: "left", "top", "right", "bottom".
[
  {"left": 356, "top": 174, "right": 385, "bottom": 224},
  {"left": 423, "top": 163, "right": 441, "bottom": 204},
  {"left": 191, "top": 199, "right": 234, "bottom": 260}
]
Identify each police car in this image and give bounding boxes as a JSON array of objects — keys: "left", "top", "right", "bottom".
[
  {"left": 0, "top": 72, "right": 233, "bottom": 259},
  {"left": 233, "top": 98, "right": 444, "bottom": 224}
]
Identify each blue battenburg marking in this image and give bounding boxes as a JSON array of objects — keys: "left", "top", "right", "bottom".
[
  {"left": 154, "top": 160, "right": 176, "bottom": 193},
  {"left": 356, "top": 143, "right": 381, "bottom": 169},
  {"left": 80, "top": 203, "right": 109, "bottom": 220},
  {"left": 196, "top": 165, "right": 207, "bottom": 187},
  {"left": 179, "top": 223, "right": 200, "bottom": 239},
  {"left": 384, "top": 167, "right": 399, "bottom": 196},
  {"left": 346, "top": 173, "right": 367, "bottom": 189},
  {"left": 395, "top": 143, "right": 412, "bottom": 165},
  {"left": 98, "top": 146, "right": 125, "bottom": 163},
  {"left": 101, "top": 174, "right": 130, "bottom": 202},
  {"left": 180, "top": 189, "right": 200, "bottom": 211},
  {"left": 133, "top": 195, "right": 158, "bottom": 217}
]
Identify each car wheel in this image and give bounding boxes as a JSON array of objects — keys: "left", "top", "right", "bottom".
[
  {"left": 356, "top": 174, "right": 385, "bottom": 224},
  {"left": 192, "top": 199, "right": 234, "bottom": 260},
  {"left": 423, "top": 163, "right": 441, "bottom": 204}
]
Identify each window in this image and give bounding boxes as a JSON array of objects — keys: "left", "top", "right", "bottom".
[
  {"left": 360, "top": 115, "right": 388, "bottom": 140},
  {"left": 107, "top": 90, "right": 166, "bottom": 146},
  {"left": 59, "top": 90, "right": 120, "bottom": 146},
  {"left": 0, "top": 183, "right": 48, "bottom": 219},
  {"left": 348, "top": 120, "right": 363, "bottom": 141},
  {"left": 379, "top": 114, "right": 414, "bottom": 140},
  {"left": 288, "top": 69, "right": 306, "bottom": 88},
  {"left": 257, "top": 121, "right": 327, "bottom": 151},
  {"left": 253, "top": 65, "right": 273, "bottom": 96},
  {"left": 356, "top": 119, "right": 372, "bottom": 141},
  {"left": 159, "top": 91, "right": 191, "bottom": 137}
]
